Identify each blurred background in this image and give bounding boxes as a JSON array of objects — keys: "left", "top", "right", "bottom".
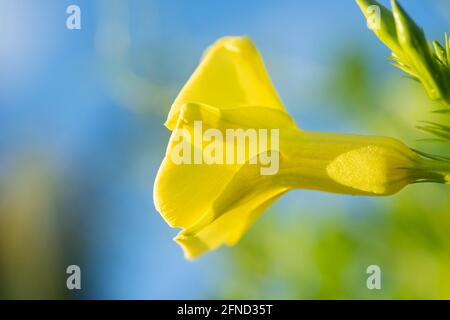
[{"left": 0, "top": 0, "right": 449, "bottom": 299}]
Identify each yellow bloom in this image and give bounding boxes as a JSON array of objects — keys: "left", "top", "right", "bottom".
[{"left": 154, "top": 36, "right": 450, "bottom": 259}]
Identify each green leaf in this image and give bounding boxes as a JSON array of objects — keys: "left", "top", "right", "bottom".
[{"left": 355, "top": 0, "right": 450, "bottom": 105}]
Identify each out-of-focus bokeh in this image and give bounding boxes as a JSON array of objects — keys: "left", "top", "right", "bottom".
[{"left": 0, "top": 0, "right": 449, "bottom": 299}]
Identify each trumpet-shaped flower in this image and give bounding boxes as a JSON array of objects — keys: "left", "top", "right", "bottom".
[{"left": 154, "top": 36, "right": 450, "bottom": 259}]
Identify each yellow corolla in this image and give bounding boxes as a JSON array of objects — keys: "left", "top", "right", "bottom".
[{"left": 154, "top": 36, "right": 450, "bottom": 259}]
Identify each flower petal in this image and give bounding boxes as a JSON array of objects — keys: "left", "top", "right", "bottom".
[
  {"left": 165, "top": 36, "right": 286, "bottom": 130},
  {"left": 154, "top": 103, "right": 293, "bottom": 231},
  {"left": 173, "top": 162, "right": 288, "bottom": 259}
]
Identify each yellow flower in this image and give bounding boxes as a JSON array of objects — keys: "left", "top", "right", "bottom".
[{"left": 154, "top": 36, "right": 450, "bottom": 259}]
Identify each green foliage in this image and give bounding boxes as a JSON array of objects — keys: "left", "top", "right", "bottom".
[
  {"left": 356, "top": 0, "right": 450, "bottom": 149},
  {"left": 356, "top": 0, "right": 450, "bottom": 105}
]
